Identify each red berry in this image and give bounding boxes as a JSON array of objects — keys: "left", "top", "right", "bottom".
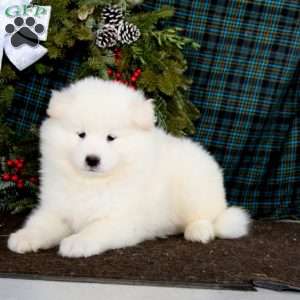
[
  {"left": 7, "top": 160, "right": 14, "bottom": 167},
  {"left": 17, "top": 180, "right": 24, "bottom": 189},
  {"left": 115, "top": 72, "right": 122, "bottom": 80},
  {"left": 16, "top": 159, "right": 24, "bottom": 165},
  {"left": 16, "top": 161, "right": 24, "bottom": 169},
  {"left": 11, "top": 174, "right": 18, "bottom": 182},
  {"left": 1, "top": 173, "right": 10, "bottom": 181},
  {"left": 107, "top": 68, "right": 113, "bottom": 77},
  {"left": 14, "top": 159, "right": 23, "bottom": 169},
  {"left": 130, "top": 75, "right": 137, "bottom": 82},
  {"left": 135, "top": 68, "right": 141, "bottom": 75}
]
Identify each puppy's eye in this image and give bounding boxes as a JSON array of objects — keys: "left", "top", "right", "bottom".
[
  {"left": 78, "top": 132, "right": 86, "bottom": 139},
  {"left": 107, "top": 135, "right": 116, "bottom": 142}
]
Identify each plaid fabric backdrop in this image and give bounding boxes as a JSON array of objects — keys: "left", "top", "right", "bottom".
[
  {"left": 6, "top": 1, "right": 300, "bottom": 219},
  {"left": 6, "top": 54, "right": 81, "bottom": 131}
]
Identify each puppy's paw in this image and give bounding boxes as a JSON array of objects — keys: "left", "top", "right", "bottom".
[
  {"left": 8, "top": 229, "right": 42, "bottom": 254},
  {"left": 59, "top": 234, "right": 101, "bottom": 258},
  {"left": 184, "top": 219, "right": 215, "bottom": 244}
]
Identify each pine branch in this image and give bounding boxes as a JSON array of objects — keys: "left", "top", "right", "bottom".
[{"left": 130, "top": 6, "right": 174, "bottom": 31}]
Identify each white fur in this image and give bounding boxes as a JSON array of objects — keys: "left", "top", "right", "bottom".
[
  {"left": 8, "top": 77, "right": 250, "bottom": 257},
  {"left": 214, "top": 207, "right": 251, "bottom": 239}
]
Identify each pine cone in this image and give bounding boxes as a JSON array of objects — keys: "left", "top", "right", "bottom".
[
  {"left": 102, "top": 5, "right": 123, "bottom": 26},
  {"left": 96, "top": 25, "right": 118, "bottom": 48},
  {"left": 118, "top": 21, "right": 141, "bottom": 45}
]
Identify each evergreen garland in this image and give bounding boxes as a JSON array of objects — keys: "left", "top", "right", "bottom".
[{"left": 0, "top": 0, "right": 200, "bottom": 214}]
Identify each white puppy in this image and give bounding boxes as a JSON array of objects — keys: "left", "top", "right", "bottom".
[{"left": 8, "top": 78, "right": 250, "bottom": 258}]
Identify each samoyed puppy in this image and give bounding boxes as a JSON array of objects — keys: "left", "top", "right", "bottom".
[{"left": 8, "top": 77, "right": 250, "bottom": 258}]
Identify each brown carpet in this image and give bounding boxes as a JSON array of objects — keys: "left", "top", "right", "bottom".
[{"left": 0, "top": 215, "right": 299, "bottom": 291}]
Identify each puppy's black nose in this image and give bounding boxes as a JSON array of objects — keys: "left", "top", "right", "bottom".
[{"left": 85, "top": 155, "right": 100, "bottom": 167}]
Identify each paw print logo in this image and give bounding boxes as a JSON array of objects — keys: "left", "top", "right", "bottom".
[{"left": 5, "top": 17, "right": 45, "bottom": 48}]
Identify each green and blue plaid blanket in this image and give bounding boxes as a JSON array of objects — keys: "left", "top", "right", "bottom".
[{"left": 6, "top": 1, "right": 300, "bottom": 219}]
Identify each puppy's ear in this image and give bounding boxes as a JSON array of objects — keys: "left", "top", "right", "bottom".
[
  {"left": 47, "top": 90, "right": 67, "bottom": 118},
  {"left": 131, "top": 98, "right": 155, "bottom": 130}
]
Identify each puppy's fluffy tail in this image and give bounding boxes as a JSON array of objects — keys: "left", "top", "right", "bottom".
[{"left": 214, "top": 206, "right": 251, "bottom": 239}]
